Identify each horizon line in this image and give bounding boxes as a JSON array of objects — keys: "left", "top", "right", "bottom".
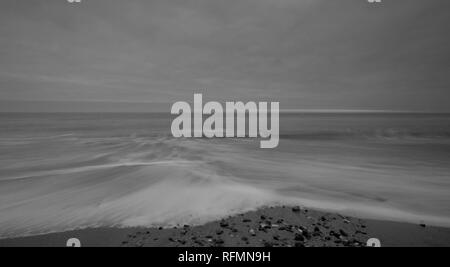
[{"left": 0, "top": 100, "right": 449, "bottom": 114}]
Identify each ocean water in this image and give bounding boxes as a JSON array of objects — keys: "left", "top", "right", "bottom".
[{"left": 1, "top": 112, "right": 450, "bottom": 238}]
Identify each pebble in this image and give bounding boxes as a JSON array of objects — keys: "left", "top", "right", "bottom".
[
  {"left": 263, "top": 240, "right": 275, "bottom": 247},
  {"left": 216, "top": 230, "right": 224, "bottom": 235},
  {"left": 292, "top": 206, "right": 301, "bottom": 213},
  {"left": 329, "top": 231, "right": 340, "bottom": 239},
  {"left": 294, "top": 233, "right": 305, "bottom": 242},
  {"left": 249, "top": 229, "right": 256, "bottom": 236},
  {"left": 339, "top": 229, "right": 348, "bottom": 237}
]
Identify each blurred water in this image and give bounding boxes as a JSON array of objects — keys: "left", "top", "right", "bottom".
[{"left": 0, "top": 112, "right": 450, "bottom": 238}]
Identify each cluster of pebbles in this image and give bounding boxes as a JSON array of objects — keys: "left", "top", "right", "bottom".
[{"left": 121, "top": 206, "right": 370, "bottom": 247}]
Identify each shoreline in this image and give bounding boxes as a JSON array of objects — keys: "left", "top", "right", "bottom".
[{"left": 1, "top": 206, "right": 450, "bottom": 247}]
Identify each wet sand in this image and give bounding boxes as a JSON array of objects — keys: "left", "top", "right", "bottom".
[{"left": 1, "top": 206, "right": 450, "bottom": 247}]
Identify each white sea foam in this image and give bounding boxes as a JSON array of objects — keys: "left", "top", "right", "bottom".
[{"left": 1, "top": 113, "right": 450, "bottom": 238}]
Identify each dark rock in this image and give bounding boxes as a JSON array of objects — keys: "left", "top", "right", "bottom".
[
  {"left": 259, "top": 223, "right": 271, "bottom": 230},
  {"left": 339, "top": 229, "right": 348, "bottom": 237},
  {"left": 262, "top": 240, "right": 275, "bottom": 247},
  {"left": 356, "top": 230, "right": 367, "bottom": 235},
  {"left": 342, "top": 240, "right": 351, "bottom": 247},
  {"left": 292, "top": 206, "right": 301, "bottom": 213},
  {"left": 243, "top": 219, "right": 251, "bottom": 223},
  {"left": 329, "top": 230, "right": 340, "bottom": 239},
  {"left": 347, "top": 239, "right": 359, "bottom": 247},
  {"left": 294, "top": 233, "right": 305, "bottom": 242},
  {"left": 216, "top": 230, "right": 224, "bottom": 235},
  {"left": 420, "top": 224, "right": 426, "bottom": 228},
  {"left": 299, "top": 226, "right": 308, "bottom": 232},
  {"left": 213, "top": 239, "right": 225, "bottom": 246},
  {"left": 299, "top": 227, "right": 311, "bottom": 239},
  {"left": 285, "top": 226, "right": 294, "bottom": 233},
  {"left": 220, "top": 221, "right": 229, "bottom": 228},
  {"left": 304, "top": 232, "right": 312, "bottom": 240},
  {"left": 294, "top": 242, "right": 305, "bottom": 247}
]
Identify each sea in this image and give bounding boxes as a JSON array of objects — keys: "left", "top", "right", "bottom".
[{"left": 0, "top": 112, "right": 450, "bottom": 238}]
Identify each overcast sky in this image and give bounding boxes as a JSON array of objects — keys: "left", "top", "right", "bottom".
[{"left": 0, "top": 0, "right": 449, "bottom": 112}]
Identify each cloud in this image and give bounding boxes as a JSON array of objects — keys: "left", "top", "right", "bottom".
[{"left": 0, "top": 0, "right": 449, "bottom": 111}]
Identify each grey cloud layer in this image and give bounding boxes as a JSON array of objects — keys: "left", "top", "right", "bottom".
[{"left": 0, "top": 0, "right": 449, "bottom": 111}]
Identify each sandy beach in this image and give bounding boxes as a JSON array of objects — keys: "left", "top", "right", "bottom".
[{"left": 1, "top": 206, "right": 449, "bottom": 247}]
